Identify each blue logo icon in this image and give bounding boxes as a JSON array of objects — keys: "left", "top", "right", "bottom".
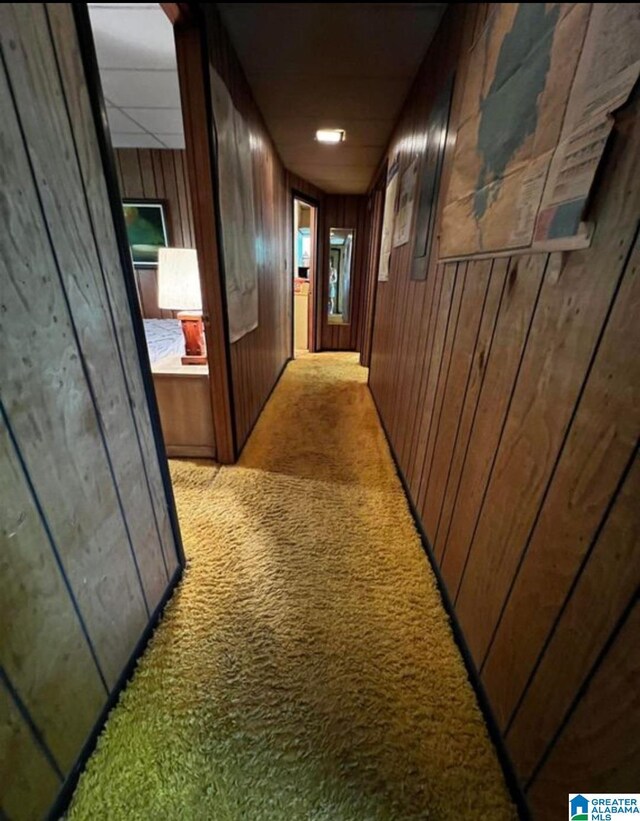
[{"left": 571, "top": 795, "right": 589, "bottom": 820}]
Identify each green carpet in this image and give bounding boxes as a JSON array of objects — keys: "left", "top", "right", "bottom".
[{"left": 67, "top": 353, "right": 515, "bottom": 820}]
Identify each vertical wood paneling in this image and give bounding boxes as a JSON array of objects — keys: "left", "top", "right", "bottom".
[
  {"left": 482, "top": 231, "right": 640, "bottom": 729},
  {"left": 204, "top": 8, "right": 291, "bottom": 451},
  {"left": 318, "top": 195, "right": 370, "bottom": 351},
  {"left": 507, "top": 452, "right": 640, "bottom": 783},
  {"left": 1, "top": 5, "right": 180, "bottom": 815},
  {"left": 48, "top": 3, "right": 178, "bottom": 580},
  {"left": 366, "top": 2, "right": 640, "bottom": 811},
  {"left": 431, "top": 258, "right": 508, "bottom": 553},
  {"left": 526, "top": 603, "right": 640, "bottom": 817},
  {"left": 438, "top": 254, "right": 546, "bottom": 585},
  {"left": 116, "top": 147, "right": 195, "bottom": 318},
  {"left": 0, "top": 679, "right": 61, "bottom": 820},
  {"left": 1, "top": 422, "right": 106, "bottom": 771}
]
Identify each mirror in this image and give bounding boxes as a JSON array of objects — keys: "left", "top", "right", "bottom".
[{"left": 328, "top": 228, "right": 355, "bottom": 324}]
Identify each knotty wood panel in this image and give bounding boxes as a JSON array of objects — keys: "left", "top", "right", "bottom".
[
  {"left": 1, "top": 423, "right": 106, "bottom": 771},
  {"left": 507, "top": 452, "right": 640, "bottom": 783},
  {"left": 115, "top": 147, "right": 194, "bottom": 318},
  {"left": 3, "top": 3, "right": 169, "bottom": 613},
  {"left": 318, "top": 195, "right": 370, "bottom": 351},
  {"left": 0, "top": 678, "right": 61, "bottom": 821},
  {"left": 527, "top": 602, "right": 640, "bottom": 816},
  {"left": 48, "top": 4, "right": 179, "bottom": 576},
  {"left": 204, "top": 7, "right": 291, "bottom": 450},
  {"left": 1, "top": 5, "right": 180, "bottom": 814},
  {"left": 366, "top": 3, "right": 640, "bottom": 812},
  {"left": 483, "top": 230, "right": 640, "bottom": 730}
]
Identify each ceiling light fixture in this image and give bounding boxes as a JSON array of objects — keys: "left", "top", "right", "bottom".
[{"left": 316, "top": 129, "right": 345, "bottom": 144}]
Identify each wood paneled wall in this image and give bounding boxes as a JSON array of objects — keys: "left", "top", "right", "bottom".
[
  {"left": 115, "top": 147, "right": 194, "bottom": 318},
  {"left": 318, "top": 195, "right": 370, "bottom": 351},
  {"left": 203, "top": 8, "right": 291, "bottom": 450},
  {"left": 367, "top": 4, "right": 640, "bottom": 816},
  {"left": 0, "top": 5, "right": 180, "bottom": 817}
]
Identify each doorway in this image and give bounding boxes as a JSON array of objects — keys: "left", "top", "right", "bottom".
[{"left": 292, "top": 196, "right": 318, "bottom": 356}]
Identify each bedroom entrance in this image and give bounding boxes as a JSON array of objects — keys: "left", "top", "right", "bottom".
[
  {"left": 87, "top": 3, "right": 221, "bottom": 461},
  {"left": 292, "top": 196, "right": 318, "bottom": 355}
]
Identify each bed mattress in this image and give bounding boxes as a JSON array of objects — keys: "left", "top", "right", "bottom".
[{"left": 143, "top": 318, "right": 184, "bottom": 364}]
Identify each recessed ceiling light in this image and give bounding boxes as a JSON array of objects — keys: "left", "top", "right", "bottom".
[{"left": 316, "top": 129, "right": 345, "bottom": 144}]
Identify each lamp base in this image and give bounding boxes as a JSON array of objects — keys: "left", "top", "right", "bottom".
[{"left": 177, "top": 311, "right": 207, "bottom": 365}]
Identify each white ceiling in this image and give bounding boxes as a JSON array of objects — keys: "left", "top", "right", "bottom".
[
  {"left": 217, "top": 3, "right": 446, "bottom": 193},
  {"left": 88, "top": 3, "right": 184, "bottom": 149}
]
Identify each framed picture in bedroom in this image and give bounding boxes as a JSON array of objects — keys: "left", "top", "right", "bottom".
[{"left": 123, "top": 199, "right": 170, "bottom": 267}]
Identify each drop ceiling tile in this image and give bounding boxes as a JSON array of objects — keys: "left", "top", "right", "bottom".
[
  {"left": 110, "top": 132, "right": 164, "bottom": 149},
  {"left": 100, "top": 69, "right": 181, "bottom": 110},
  {"left": 124, "top": 107, "right": 184, "bottom": 135},
  {"left": 107, "top": 107, "right": 144, "bottom": 134},
  {"left": 88, "top": 5, "right": 176, "bottom": 70}
]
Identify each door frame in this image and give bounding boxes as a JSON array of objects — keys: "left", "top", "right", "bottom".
[{"left": 291, "top": 190, "right": 320, "bottom": 355}]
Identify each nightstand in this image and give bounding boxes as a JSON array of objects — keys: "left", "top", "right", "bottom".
[{"left": 151, "top": 355, "right": 216, "bottom": 459}]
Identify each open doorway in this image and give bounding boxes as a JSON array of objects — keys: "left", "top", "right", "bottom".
[
  {"left": 292, "top": 196, "right": 318, "bottom": 356},
  {"left": 87, "top": 3, "right": 217, "bottom": 460}
]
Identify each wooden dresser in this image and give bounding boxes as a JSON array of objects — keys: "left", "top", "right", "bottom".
[{"left": 151, "top": 355, "right": 216, "bottom": 459}]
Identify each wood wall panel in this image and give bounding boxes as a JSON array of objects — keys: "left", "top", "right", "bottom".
[
  {"left": 204, "top": 7, "right": 291, "bottom": 450},
  {"left": 0, "top": 678, "right": 61, "bottom": 820},
  {"left": 367, "top": 3, "right": 640, "bottom": 813},
  {"left": 318, "top": 195, "right": 370, "bottom": 351},
  {"left": 0, "top": 5, "right": 181, "bottom": 816},
  {"left": 526, "top": 602, "right": 640, "bottom": 818},
  {"left": 115, "top": 147, "right": 194, "bottom": 318},
  {"left": 0, "top": 423, "right": 106, "bottom": 772},
  {"left": 507, "top": 451, "right": 640, "bottom": 783},
  {"left": 482, "top": 232, "right": 640, "bottom": 729}
]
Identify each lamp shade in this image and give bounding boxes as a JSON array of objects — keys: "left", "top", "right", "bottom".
[{"left": 157, "top": 248, "right": 202, "bottom": 311}]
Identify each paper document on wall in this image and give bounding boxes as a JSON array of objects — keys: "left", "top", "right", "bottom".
[
  {"left": 534, "top": 3, "right": 640, "bottom": 246},
  {"left": 378, "top": 157, "right": 399, "bottom": 282},
  {"left": 210, "top": 69, "right": 258, "bottom": 342},
  {"left": 393, "top": 158, "right": 420, "bottom": 247}
]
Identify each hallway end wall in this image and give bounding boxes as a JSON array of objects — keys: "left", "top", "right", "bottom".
[
  {"left": 319, "top": 195, "right": 370, "bottom": 351},
  {"left": 367, "top": 3, "right": 640, "bottom": 817},
  {"left": 203, "top": 8, "right": 291, "bottom": 451},
  {"left": 0, "top": 4, "right": 181, "bottom": 817}
]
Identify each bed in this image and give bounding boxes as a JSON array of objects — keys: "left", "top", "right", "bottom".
[{"left": 143, "top": 318, "right": 184, "bottom": 364}]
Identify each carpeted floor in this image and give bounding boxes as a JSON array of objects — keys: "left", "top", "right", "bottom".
[{"left": 68, "top": 353, "right": 516, "bottom": 820}]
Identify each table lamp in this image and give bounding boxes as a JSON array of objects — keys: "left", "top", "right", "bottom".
[{"left": 158, "top": 247, "right": 206, "bottom": 365}]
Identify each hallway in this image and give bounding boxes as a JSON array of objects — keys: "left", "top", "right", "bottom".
[{"left": 67, "top": 354, "right": 514, "bottom": 819}]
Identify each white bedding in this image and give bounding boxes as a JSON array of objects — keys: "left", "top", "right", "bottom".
[{"left": 143, "top": 319, "right": 184, "bottom": 364}]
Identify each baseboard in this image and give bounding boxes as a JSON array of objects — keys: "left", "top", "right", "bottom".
[
  {"left": 47, "top": 564, "right": 184, "bottom": 821},
  {"left": 369, "top": 390, "right": 532, "bottom": 821}
]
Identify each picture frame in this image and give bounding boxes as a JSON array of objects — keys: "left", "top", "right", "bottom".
[{"left": 123, "top": 199, "right": 170, "bottom": 267}]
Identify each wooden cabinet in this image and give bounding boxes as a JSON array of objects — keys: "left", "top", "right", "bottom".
[{"left": 152, "top": 356, "right": 216, "bottom": 459}]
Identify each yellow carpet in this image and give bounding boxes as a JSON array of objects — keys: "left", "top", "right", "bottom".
[{"left": 68, "top": 353, "right": 515, "bottom": 820}]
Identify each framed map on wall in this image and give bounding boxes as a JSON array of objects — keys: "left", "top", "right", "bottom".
[{"left": 440, "top": 3, "right": 640, "bottom": 260}]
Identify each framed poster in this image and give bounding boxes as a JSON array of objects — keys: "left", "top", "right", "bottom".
[{"left": 122, "top": 200, "right": 169, "bottom": 268}]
